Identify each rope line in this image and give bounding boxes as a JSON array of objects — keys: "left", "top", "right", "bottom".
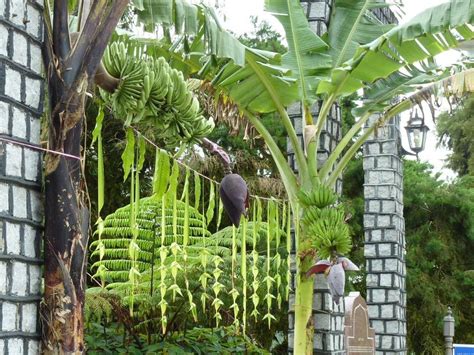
[
  {"left": 0, "top": 130, "right": 288, "bottom": 202},
  {"left": 131, "top": 127, "right": 288, "bottom": 203},
  {"left": 0, "top": 136, "right": 82, "bottom": 160}
]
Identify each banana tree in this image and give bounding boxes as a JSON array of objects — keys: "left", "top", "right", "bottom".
[
  {"left": 209, "top": 0, "right": 474, "bottom": 353},
  {"left": 42, "top": 1, "right": 131, "bottom": 352},
  {"left": 133, "top": 0, "right": 473, "bottom": 352},
  {"left": 41, "top": 0, "right": 267, "bottom": 351}
]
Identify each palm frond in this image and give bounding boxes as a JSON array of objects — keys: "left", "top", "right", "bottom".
[{"left": 319, "top": 0, "right": 474, "bottom": 96}]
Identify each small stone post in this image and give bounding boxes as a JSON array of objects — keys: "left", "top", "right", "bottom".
[{"left": 443, "top": 307, "right": 455, "bottom": 355}]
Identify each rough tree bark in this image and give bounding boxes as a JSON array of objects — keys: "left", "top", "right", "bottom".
[{"left": 41, "top": 1, "right": 128, "bottom": 353}]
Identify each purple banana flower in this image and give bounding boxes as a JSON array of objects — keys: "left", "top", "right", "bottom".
[
  {"left": 306, "top": 256, "right": 359, "bottom": 304},
  {"left": 219, "top": 174, "right": 249, "bottom": 227}
]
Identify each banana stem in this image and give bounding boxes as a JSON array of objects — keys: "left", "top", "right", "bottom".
[{"left": 293, "top": 253, "right": 314, "bottom": 355}]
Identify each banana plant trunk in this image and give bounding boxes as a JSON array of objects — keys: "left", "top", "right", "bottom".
[
  {"left": 41, "top": 1, "right": 128, "bottom": 352},
  {"left": 293, "top": 251, "right": 315, "bottom": 354}
]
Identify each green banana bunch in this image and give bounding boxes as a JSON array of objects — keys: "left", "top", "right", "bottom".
[
  {"left": 298, "top": 183, "right": 350, "bottom": 259},
  {"left": 102, "top": 41, "right": 145, "bottom": 120},
  {"left": 99, "top": 40, "right": 215, "bottom": 147},
  {"left": 297, "top": 183, "right": 337, "bottom": 209},
  {"left": 301, "top": 205, "right": 351, "bottom": 259}
]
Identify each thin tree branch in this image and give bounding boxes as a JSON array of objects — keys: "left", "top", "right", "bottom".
[
  {"left": 243, "top": 109, "right": 299, "bottom": 207},
  {"left": 319, "top": 111, "right": 371, "bottom": 182}
]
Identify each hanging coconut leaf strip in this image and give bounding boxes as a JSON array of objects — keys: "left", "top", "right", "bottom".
[
  {"left": 169, "top": 177, "right": 183, "bottom": 302},
  {"left": 212, "top": 189, "right": 225, "bottom": 326},
  {"left": 180, "top": 166, "right": 190, "bottom": 202},
  {"left": 121, "top": 127, "right": 135, "bottom": 182},
  {"left": 127, "top": 134, "right": 143, "bottom": 316},
  {"left": 263, "top": 199, "right": 276, "bottom": 328},
  {"left": 286, "top": 200, "right": 292, "bottom": 301},
  {"left": 181, "top": 168, "right": 197, "bottom": 321},
  {"left": 211, "top": 251, "right": 224, "bottom": 327},
  {"left": 230, "top": 225, "right": 240, "bottom": 327},
  {"left": 194, "top": 170, "right": 201, "bottom": 211},
  {"left": 273, "top": 201, "right": 283, "bottom": 310},
  {"left": 153, "top": 148, "right": 171, "bottom": 198},
  {"left": 92, "top": 105, "right": 105, "bottom": 217},
  {"left": 159, "top": 194, "right": 169, "bottom": 334},
  {"left": 216, "top": 186, "right": 224, "bottom": 230},
  {"left": 241, "top": 216, "right": 248, "bottom": 335},
  {"left": 250, "top": 197, "right": 261, "bottom": 320},
  {"left": 199, "top": 179, "right": 211, "bottom": 312},
  {"left": 206, "top": 181, "right": 216, "bottom": 225},
  {"left": 182, "top": 168, "right": 191, "bottom": 247},
  {"left": 92, "top": 105, "right": 106, "bottom": 286}
]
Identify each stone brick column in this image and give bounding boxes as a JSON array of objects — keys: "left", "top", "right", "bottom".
[
  {"left": 0, "top": 0, "right": 44, "bottom": 353},
  {"left": 363, "top": 115, "right": 407, "bottom": 354}
]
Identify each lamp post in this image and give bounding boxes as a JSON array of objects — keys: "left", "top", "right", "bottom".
[
  {"left": 405, "top": 108, "right": 429, "bottom": 160},
  {"left": 443, "top": 306, "right": 455, "bottom": 355}
]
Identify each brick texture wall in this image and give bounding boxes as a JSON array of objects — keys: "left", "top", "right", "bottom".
[
  {"left": 0, "top": 0, "right": 44, "bottom": 353},
  {"left": 363, "top": 115, "right": 407, "bottom": 354}
]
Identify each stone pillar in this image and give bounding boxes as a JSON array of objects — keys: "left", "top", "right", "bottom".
[
  {"left": 363, "top": 115, "right": 407, "bottom": 354},
  {"left": 0, "top": 0, "right": 44, "bottom": 353}
]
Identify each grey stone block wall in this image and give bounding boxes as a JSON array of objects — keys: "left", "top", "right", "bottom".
[
  {"left": 363, "top": 115, "right": 407, "bottom": 354},
  {"left": 0, "top": 0, "right": 44, "bottom": 353}
]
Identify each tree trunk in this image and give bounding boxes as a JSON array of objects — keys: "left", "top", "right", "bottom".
[
  {"left": 41, "top": 1, "right": 128, "bottom": 352},
  {"left": 293, "top": 252, "right": 315, "bottom": 354}
]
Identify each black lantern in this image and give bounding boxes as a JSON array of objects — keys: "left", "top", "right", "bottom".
[{"left": 405, "top": 108, "right": 429, "bottom": 158}]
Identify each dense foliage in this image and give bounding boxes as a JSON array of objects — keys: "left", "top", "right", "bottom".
[
  {"left": 405, "top": 162, "right": 474, "bottom": 351},
  {"left": 437, "top": 94, "right": 474, "bottom": 176}
]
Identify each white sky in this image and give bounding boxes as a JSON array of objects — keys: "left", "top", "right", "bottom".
[{"left": 215, "top": 0, "right": 462, "bottom": 181}]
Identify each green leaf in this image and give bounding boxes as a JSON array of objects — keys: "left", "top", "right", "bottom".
[
  {"left": 167, "top": 160, "right": 180, "bottom": 196},
  {"left": 134, "top": 0, "right": 245, "bottom": 65},
  {"left": 132, "top": 0, "right": 144, "bottom": 11},
  {"left": 214, "top": 48, "right": 299, "bottom": 113},
  {"left": 152, "top": 148, "right": 171, "bottom": 198},
  {"left": 320, "top": 0, "right": 474, "bottom": 96},
  {"left": 354, "top": 60, "right": 470, "bottom": 117},
  {"left": 328, "top": 0, "right": 394, "bottom": 68},
  {"left": 194, "top": 171, "right": 201, "bottom": 211},
  {"left": 265, "top": 0, "right": 332, "bottom": 104},
  {"left": 137, "top": 136, "right": 146, "bottom": 172},
  {"left": 121, "top": 128, "right": 135, "bottom": 182},
  {"left": 138, "top": 0, "right": 173, "bottom": 26},
  {"left": 91, "top": 106, "right": 104, "bottom": 145},
  {"left": 205, "top": 182, "right": 216, "bottom": 224},
  {"left": 92, "top": 106, "right": 105, "bottom": 215}
]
